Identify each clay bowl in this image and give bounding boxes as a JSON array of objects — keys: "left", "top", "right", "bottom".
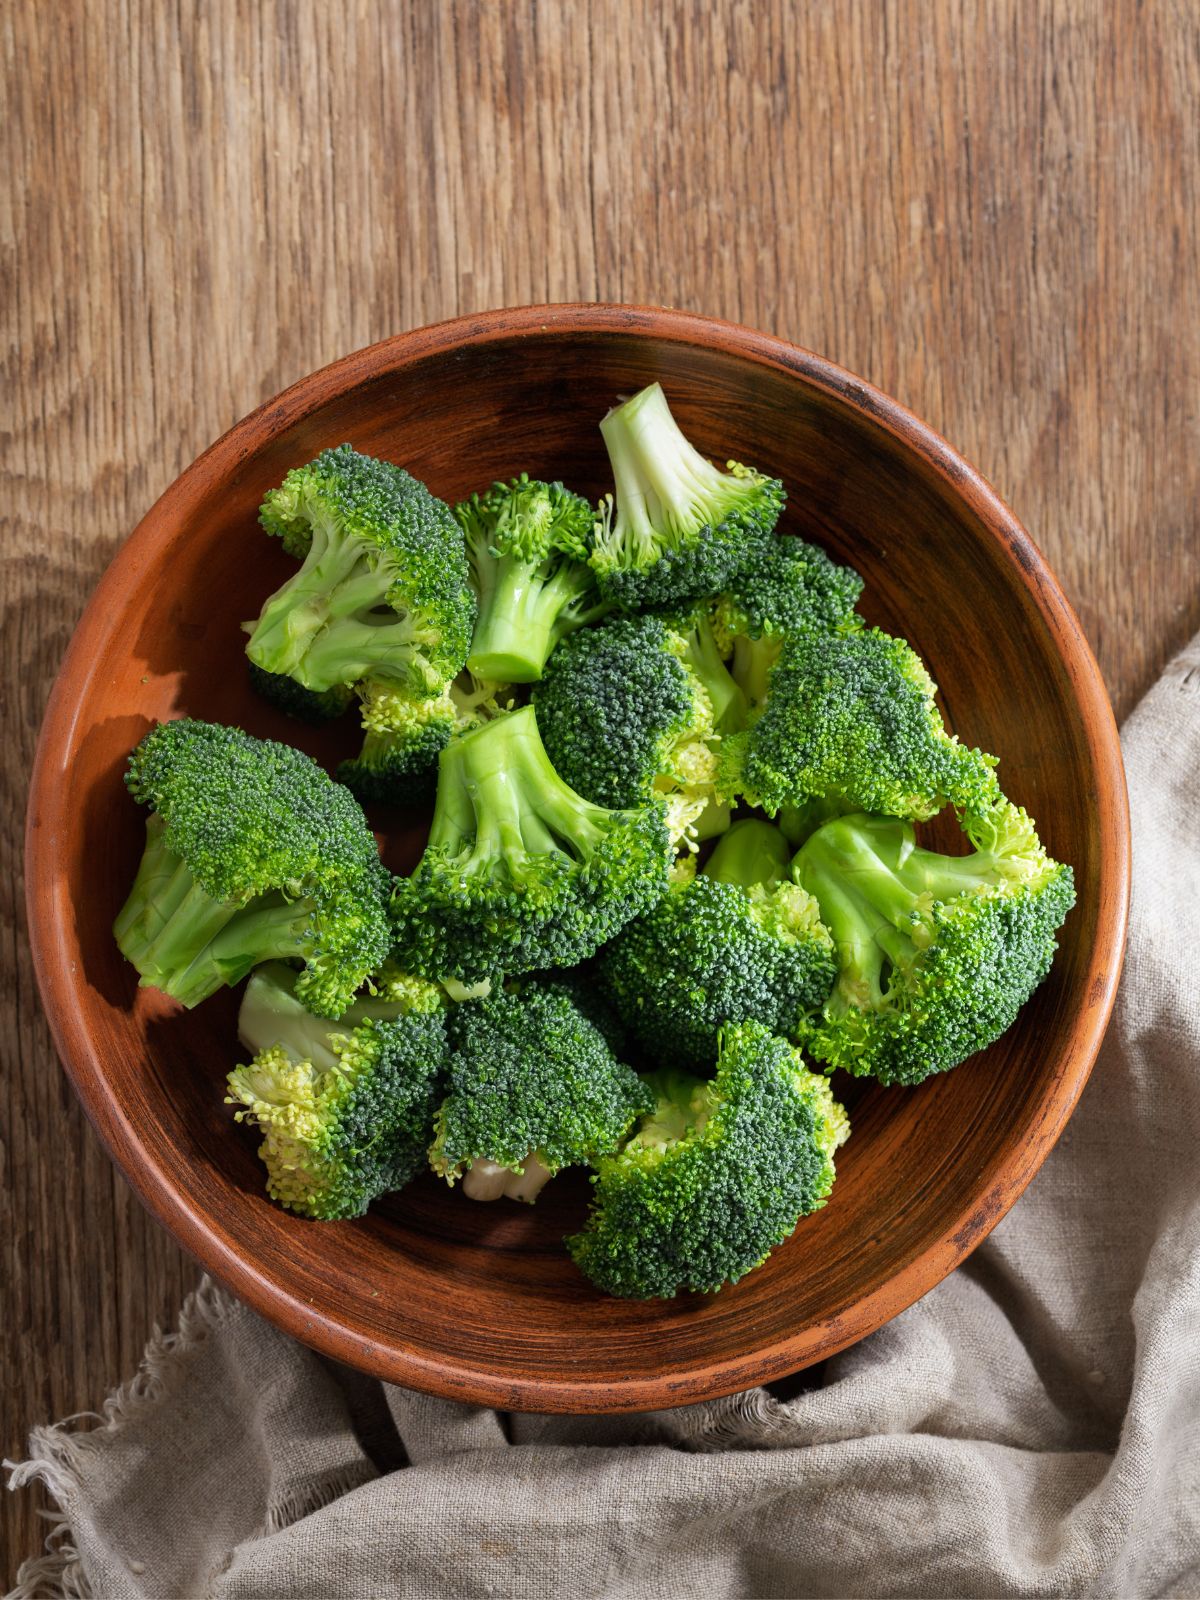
[{"left": 26, "top": 305, "right": 1129, "bottom": 1412}]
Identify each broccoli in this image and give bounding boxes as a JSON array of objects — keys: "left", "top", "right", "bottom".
[
  {"left": 533, "top": 610, "right": 741, "bottom": 849},
  {"left": 113, "top": 719, "right": 392, "bottom": 1016},
  {"left": 337, "top": 672, "right": 513, "bottom": 807},
  {"left": 567, "top": 1021, "right": 850, "bottom": 1298},
  {"left": 228, "top": 963, "right": 448, "bottom": 1219},
  {"left": 429, "top": 980, "right": 653, "bottom": 1204},
  {"left": 718, "top": 626, "right": 1000, "bottom": 823},
  {"left": 713, "top": 535, "right": 865, "bottom": 713},
  {"left": 777, "top": 797, "right": 856, "bottom": 849},
  {"left": 793, "top": 803, "right": 1076, "bottom": 1085},
  {"left": 599, "top": 819, "right": 836, "bottom": 1066},
  {"left": 247, "top": 663, "right": 355, "bottom": 724},
  {"left": 243, "top": 444, "right": 475, "bottom": 696},
  {"left": 590, "top": 383, "right": 785, "bottom": 608},
  {"left": 390, "top": 704, "right": 671, "bottom": 983},
  {"left": 454, "top": 474, "right": 609, "bottom": 682}
]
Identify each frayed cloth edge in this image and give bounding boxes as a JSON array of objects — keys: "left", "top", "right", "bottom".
[{"left": 3, "top": 1276, "right": 236, "bottom": 1599}]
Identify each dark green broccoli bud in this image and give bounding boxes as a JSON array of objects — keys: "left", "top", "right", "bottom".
[
  {"left": 390, "top": 705, "right": 671, "bottom": 984},
  {"left": 712, "top": 535, "right": 865, "bottom": 713},
  {"left": 430, "top": 980, "right": 654, "bottom": 1203},
  {"left": 718, "top": 627, "right": 1001, "bottom": 823},
  {"left": 454, "top": 474, "right": 610, "bottom": 683},
  {"left": 533, "top": 611, "right": 740, "bottom": 850},
  {"left": 794, "top": 804, "right": 1076, "bottom": 1086},
  {"left": 590, "top": 384, "right": 785, "bottom": 609},
  {"left": 567, "top": 1021, "right": 850, "bottom": 1298},
  {"left": 247, "top": 663, "right": 355, "bottom": 725},
  {"left": 244, "top": 444, "right": 475, "bottom": 696},
  {"left": 599, "top": 820, "right": 836, "bottom": 1067},
  {"left": 532, "top": 965, "right": 629, "bottom": 1055},
  {"left": 337, "top": 672, "right": 515, "bottom": 807},
  {"left": 228, "top": 963, "right": 448, "bottom": 1219},
  {"left": 113, "top": 719, "right": 392, "bottom": 1016}
]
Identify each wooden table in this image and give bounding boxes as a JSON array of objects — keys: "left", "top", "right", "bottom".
[{"left": 3, "top": 0, "right": 1196, "bottom": 1580}]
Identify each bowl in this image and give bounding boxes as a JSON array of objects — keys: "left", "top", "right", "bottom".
[{"left": 25, "top": 305, "right": 1130, "bottom": 1412}]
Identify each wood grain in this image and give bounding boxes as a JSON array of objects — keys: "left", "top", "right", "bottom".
[{"left": 1, "top": 0, "right": 1194, "bottom": 1579}]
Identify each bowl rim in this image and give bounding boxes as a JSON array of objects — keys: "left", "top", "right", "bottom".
[{"left": 24, "top": 302, "right": 1131, "bottom": 1412}]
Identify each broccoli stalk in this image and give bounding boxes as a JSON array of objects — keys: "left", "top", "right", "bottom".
[
  {"left": 567, "top": 1021, "right": 850, "bottom": 1299},
  {"left": 113, "top": 720, "right": 392, "bottom": 1016},
  {"left": 244, "top": 444, "right": 475, "bottom": 695},
  {"left": 455, "top": 475, "right": 608, "bottom": 682},
  {"left": 590, "top": 384, "right": 785, "bottom": 608},
  {"left": 794, "top": 804, "right": 1076, "bottom": 1085},
  {"left": 703, "top": 814, "right": 793, "bottom": 888},
  {"left": 390, "top": 705, "right": 670, "bottom": 982}
]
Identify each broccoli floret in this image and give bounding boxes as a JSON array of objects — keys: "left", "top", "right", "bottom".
[
  {"left": 533, "top": 610, "right": 740, "bottom": 850},
  {"left": 713, "top": 536, "right": 865, "bottom": 713},
  {"left": 244, "top": 444, "right": 475, "bottom": 696},
  {"left": 430, "top": 980, "right": 652, "bottom": 1203},
  {"left": 247, "top": 663, "right": 355, "bottom": 724},
  {"left": 567, "top": 1021, "right": 850, "bottom": 1298},
  {"left": 228, "top": 963, "right": 447, "bottom": 1218},
  {"left": 719, "top": 627, "right": 1000, "bottom": 822},
  {"left": 454, "top": 474, "right": 609, "bottom": 682},
  {"left": 390, "top": 705, "right": 670, "bottom": 983},
  {"left": 113, "top": 720, "right": 392, "bottom": 1016},
  {"left": 337, "top": 672, "right": 514, "bottom": 807},
  {"left": 590, "top": 384, "right": 785, "bottom": 608},
  {"left": 794, "top": 803, "right": 1076, "bottom": 1085},
  {"left": 599, "top": 819, "right": 836, "bottom": 1067}
]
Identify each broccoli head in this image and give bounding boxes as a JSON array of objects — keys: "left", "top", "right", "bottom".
[
  {"left": 113, "top": 719, "right": 392, "bottom": 1016},
  {"left": 337, "top": 671, "right": 514, "bottom": 807},
  {"left": 713, "top": 535, "right": 865, "bottom": 713},
  {"left": 228, "top": 963, "right": 448, "bottom": 1218},
  {"left": 389, "top": 705, "right": 671, "bottom": 983},
  {"left": 599, "top": 819, "right": 836, "bottom": 1067},
  {"left": 590, "top": 383, "right": 785, "bottom": 609},
  {"left": 244, "top": 444, "right": 475, "bottom": 696},
  {"left": 455, "top": 474, "right": 610, "bottom": 682},
  {"left": 429, "top": 980, "right": 654, "bottom": 1203},
  {"left": 794, "top": 803, "right": 1077, "bottom": 1085},
  {"left": 567, "top": 1021, "right": 850, "bottom": 1298},
  {"left": 719, "top": 626, "right": 1000, "bottom": 823},
  {"left": 247, "top": 663, "right": 355, "bottom": 724},
  {"left": 533, "top": 610, "right": 741, "bottom": 849}
]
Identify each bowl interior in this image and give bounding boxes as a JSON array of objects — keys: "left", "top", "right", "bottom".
[{"left": 27, "top": 311, "right": 1127, "bottom": 1410}]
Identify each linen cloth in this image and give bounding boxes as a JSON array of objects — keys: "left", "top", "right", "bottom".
[{"left": 9, "top": 640, "right": 1200, "bottom": 1600}]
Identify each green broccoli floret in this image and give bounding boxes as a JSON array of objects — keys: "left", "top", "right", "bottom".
[
  {"left": 454, "top": 474, "right": 609, "bottom": 682},
  {"left": 794, "top": 803, "right": 1076, "bottom": 1085},
  {"left": 247, "top": 663, "right": 355, "bottom": 724},
  {"left": 533, "top": 610, "right": 740, "bottom": 849},
  {"left": 599, "top": 819, "right": 836, "bottom": 1067},
  {"left": 113, "top": 720, "right": 392, "bottom": 1016},
  {"left": 390, "top": 705, "right": 671, "bottom": 983},
  {"left": 719, "top": 627, "right": 1000, "bottom": 823},
  {"left": 567, "top": 1021, "right": 850, "bottom": 1298},
  {"left": 337, "top": 672, "right": 514, "bottom": 807},
  {"left": 228, "top": 963, "right": 448, "bottom": 1219},
  {"left": 244, "top": 444, "right": 475, "bottom": 695},
  {"left": 590, "top": 383, "right": 785, "bottom": 608},
  {"left": 713, "top": 535, "right": 865, "bottom": 713},
  {"left": 429, "top": 980, "right": 653, "bottom": 1204}
]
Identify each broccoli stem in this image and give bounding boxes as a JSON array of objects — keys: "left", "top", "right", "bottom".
[
  {"left": 468, "top": 555, "right": 595, "bottom": 682},
  {"left": 732, "top": 634, "right": 782, "bottom": 715},
  {"left": 600, "top": 383, "right": 741, "bottom": 552},
  {"left": 245, "top": 516, "right": 376, "bottom": 684},
  {"left": 704, "top": 818, "right": 792, "bottom": 890},
  {"left": 431, "top": 707, "right": 608, "bottom": 866},
  {"left": 683, "top": 615, "right": 746, "bottom": 731}
]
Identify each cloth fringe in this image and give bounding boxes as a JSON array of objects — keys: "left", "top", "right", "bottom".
[{"left": 4, "top": 1277, "right": 235, "bottom": 1600}]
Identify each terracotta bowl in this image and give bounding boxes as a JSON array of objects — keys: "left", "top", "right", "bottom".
[{"left": 25, "top": 305, "right": 1130, "bottom": 1412}]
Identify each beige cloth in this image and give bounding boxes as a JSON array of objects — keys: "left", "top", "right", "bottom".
[{"left": 8, "top": 641, "right": 1200, "bottom": 1600}]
